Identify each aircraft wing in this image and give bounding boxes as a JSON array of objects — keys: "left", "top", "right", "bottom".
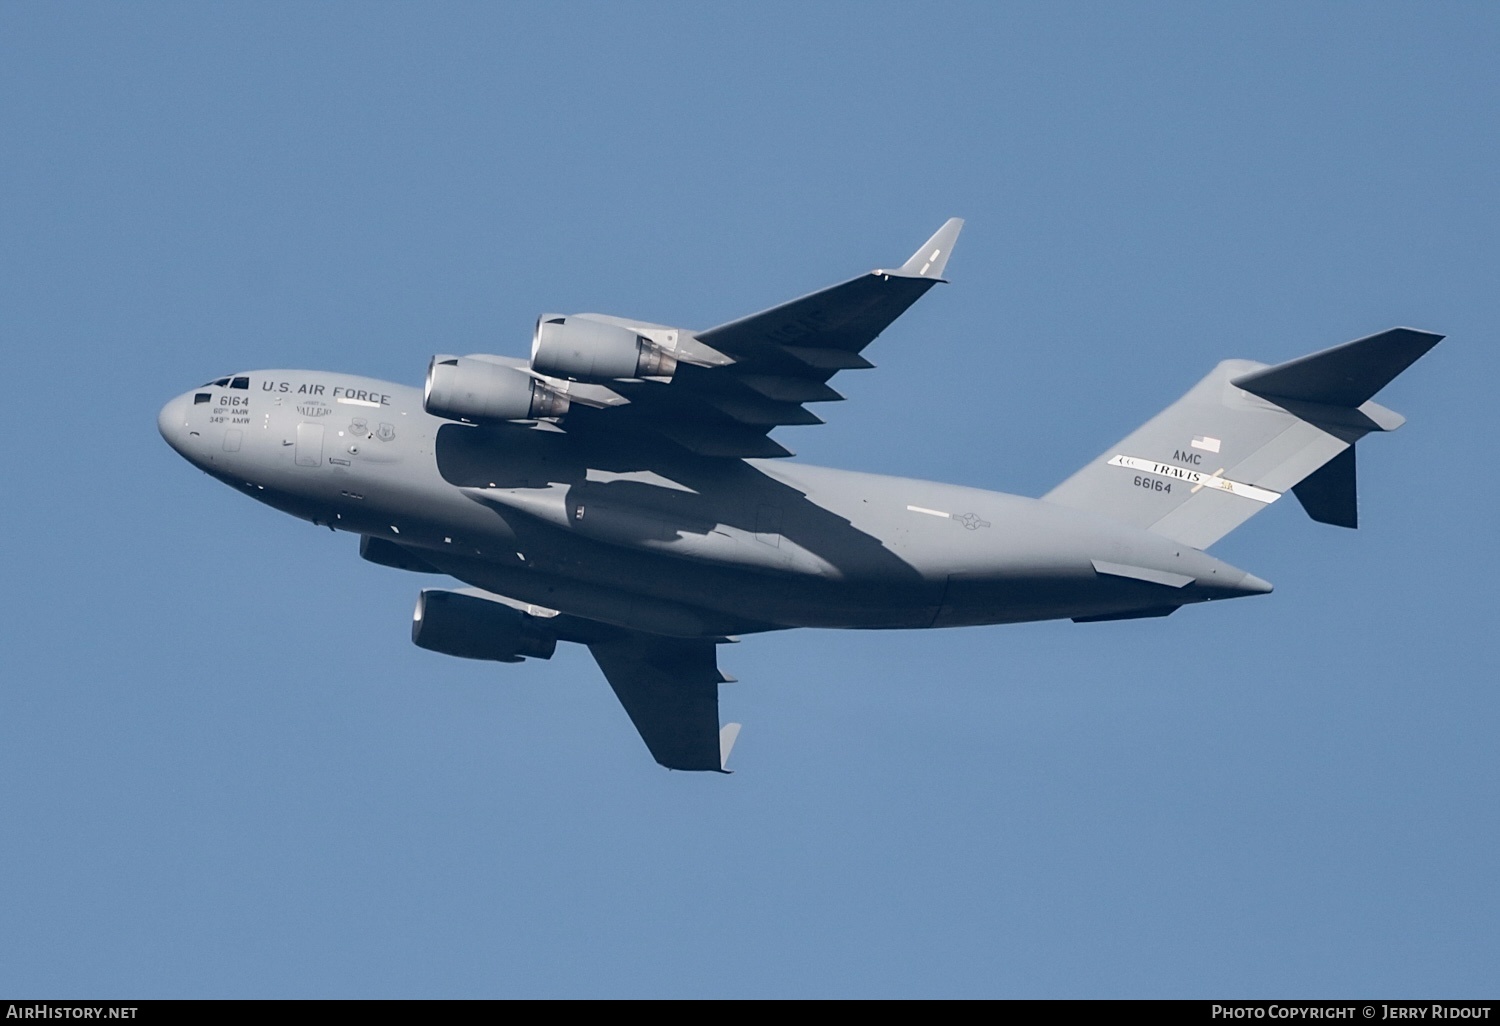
[
  {"left": 563, "top": 218, "right": 963, "bottom": 458},
  {"left": 588, "top": 632, "right": 741, "bottom": 772}
]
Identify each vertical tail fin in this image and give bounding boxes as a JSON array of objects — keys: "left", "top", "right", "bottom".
[{"left": 1042, "top": 328, "right": 1442, "bottom": 549}]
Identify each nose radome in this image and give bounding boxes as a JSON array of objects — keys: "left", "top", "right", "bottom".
[{"left": 158, "top": 394, "right": 189, "bottom": 454}]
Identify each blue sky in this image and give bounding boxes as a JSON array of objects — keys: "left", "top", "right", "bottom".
[{"left": 2, "top": 2, "right": 1496, "bottom": 997}]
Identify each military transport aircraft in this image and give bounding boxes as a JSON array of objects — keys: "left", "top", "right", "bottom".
[{"left": 158, "top": 219, "right": 1442, "bottom": 772}]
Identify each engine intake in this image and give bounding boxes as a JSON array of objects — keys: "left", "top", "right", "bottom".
[
  {"left": 531, "top": 315, "right": 677, "bottom": 382},
  {"left": 424, "top": 355, "right": 570, "bottom": 423},
  {"left": 411, "top": 589, "right": 557, "bottom": 663}
]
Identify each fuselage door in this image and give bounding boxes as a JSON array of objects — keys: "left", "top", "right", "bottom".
[{"left": 295, "top": 423, "right": 324, "bottom": 467}]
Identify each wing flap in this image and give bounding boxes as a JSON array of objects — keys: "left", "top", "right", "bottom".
[
  {"left": 698, "top": 394, "right": 826, "bottom": 427},
  {"left": 736, "top": 374, "right": 845, "bottom": 404},
  {"left": 652, "top": 420, "right": 795, "bottom": 458}
]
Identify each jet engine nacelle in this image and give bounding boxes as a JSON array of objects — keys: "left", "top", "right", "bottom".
[
  {"left": 531, "top": 315, "right": 677, "bottom": 382},
  {"left": 411, "top": 588, "right": 557, "bottom": 663},
  {"left": 424, "top": 355, "right": 571, "bottom": 423}
]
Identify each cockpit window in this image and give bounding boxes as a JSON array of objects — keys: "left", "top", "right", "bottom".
[
  {"left": 214, "top": 377, "right": 231, "bottom": 387},
  {"left": 194, "top": 393, "right": 212, "bottom": 404},
  {"left": 230, "top": 376, "right": 249, "bottom": 390}
]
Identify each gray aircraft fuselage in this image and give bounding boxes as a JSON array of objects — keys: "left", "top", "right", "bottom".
[{"left": 158, "top": 369, "right": 1269, "bottom": 639}]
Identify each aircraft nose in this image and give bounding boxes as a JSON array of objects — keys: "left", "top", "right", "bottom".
[{"left": 158, "top": 393, "right": 190, "bottom": 456}]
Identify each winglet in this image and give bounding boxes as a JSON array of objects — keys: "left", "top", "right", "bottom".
[
  {"left": 891, "top": 217, "right": 964, "bottom": 280},
  {"left": 718, "top": 722, "right": 742, "bottom": 773}
]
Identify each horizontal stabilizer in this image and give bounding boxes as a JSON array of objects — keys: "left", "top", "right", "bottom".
[
  {"left": 1232, "top": 328, "right": 1443, "bottom": 408},
  {"left": 1292, "top": 445, "right": 1357, "bottom": 528}
]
